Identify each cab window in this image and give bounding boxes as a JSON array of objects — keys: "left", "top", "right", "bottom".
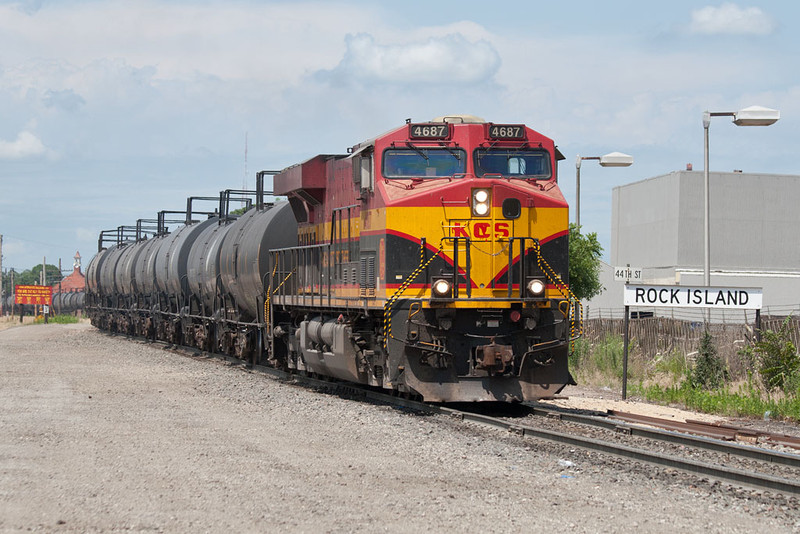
[
  {"left": 382, "top": 148, "right": 467, "bottom": 179},
  {"left": 474, "top": 148, "right": 551, "bottom": 179}
]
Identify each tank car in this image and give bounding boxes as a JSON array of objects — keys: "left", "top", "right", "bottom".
[
  {"left": 86, "top": 115, "right": 580, "bottom": 403},
  {"left": 86, "top": 193, "right": 298, "bottom": 360},
  {"left": 52, "top": 291, "right": 85, "bottom": 314}
]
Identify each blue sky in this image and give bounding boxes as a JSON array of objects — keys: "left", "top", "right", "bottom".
[{"left": 0, "top": 0, "right": 797, "bottom": 273}]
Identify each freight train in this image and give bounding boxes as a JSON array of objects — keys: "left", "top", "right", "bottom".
[
  {"left": 86, "top": 115, "right": 580, "bottom": 402},
  {"left": 2, "top": 292, "right": 84, "bottom": 316}
]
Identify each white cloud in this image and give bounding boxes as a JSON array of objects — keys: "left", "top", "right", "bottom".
[
  {"left": 0, "top": 1, "right": 370, "bottom": 84},
  {"left": 319, "top": 33, "right": 501, "bottom": 85},
  {"left": 75, "top": 227, "right": 97, "bottom": 243},
  {"left": 0, "top": 130, "right": 45, "bottom": 159},
  {"left": 689, "top": 3, "right": 776, "bottom": 35},
  {"left": 42, "top": 89, "right": 86, "bottom": 112}
]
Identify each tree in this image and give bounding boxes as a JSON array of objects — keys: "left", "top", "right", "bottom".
[
  {"left": 568, "top": 223, "right": 604, "bottom": 301},
  {"left": 29, "top": 264, "right": 63, "bottom": 285},
  {"left": 2, "top": 264, "right": 62, "bottom": 294},
  {"left": 690, "top": 330, "right": 728, "bottom": 390}
]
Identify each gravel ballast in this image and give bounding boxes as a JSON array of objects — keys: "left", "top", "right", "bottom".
[{"left": 1, "top": 322, "right": 798, "bottom": 532}]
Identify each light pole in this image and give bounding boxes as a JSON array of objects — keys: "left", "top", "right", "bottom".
[
  {"left": 702, "top": 106, "right": 779, "bottom": 286},
  {"left": 575, "top": 152, "right": 633, "bottom": 229}
]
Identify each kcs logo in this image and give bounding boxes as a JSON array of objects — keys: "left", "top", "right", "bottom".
[{"left": 453, "top": 221, "right": 510, "bottom": 239}]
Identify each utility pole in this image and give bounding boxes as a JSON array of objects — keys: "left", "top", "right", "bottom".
[
  {"left": 11, "top": 269, "right": 16, "bottom": 320},
  {"left": 0, "top": 234, "right": 3, "bottom": 314},
  {"left": 0, "top": 234, "right": 3, "bottom": 316},
  {"left": 41, "top": 256, "right": 46, "bottom": 321},
  {"left": 58, "top": 258, "right": 62, "bottom": 315}
]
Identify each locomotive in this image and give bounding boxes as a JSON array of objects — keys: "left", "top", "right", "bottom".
[{"left": 86, "top": 115, "right": 580, "bottom": 402}]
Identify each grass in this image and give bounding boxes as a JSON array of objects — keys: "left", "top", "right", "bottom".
[
  {"left": 570, "top": 334, "right": 629, "bottom": 385},
  {"left": 632, "top": 382, "right": 800, "bottom": 421},
  {"left": 570, "top": 333, "right": 800, "bottom": 421},
  {"left": 34, "top": 314, "right": 80, "bottom": 324}
]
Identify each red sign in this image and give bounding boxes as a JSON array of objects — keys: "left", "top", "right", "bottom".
[{"left": 15, "top": 285, "right": 52, "bottom": 305}]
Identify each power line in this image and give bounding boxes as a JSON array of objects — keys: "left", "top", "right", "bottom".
[{"left": 1, "top": 233, "right": 78, "bottom": 251}]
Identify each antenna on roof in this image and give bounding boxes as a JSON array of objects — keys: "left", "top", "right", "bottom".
[{"left": 243, "top": 131, "right": 248, "bottom": 208}]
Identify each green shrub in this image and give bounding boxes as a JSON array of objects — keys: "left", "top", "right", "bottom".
[
  {"left": 751, "top": 317, "right": 800, "bottom": 393},
  {"left": 690, "top": 330, "right": 728, "bottom": 390}
]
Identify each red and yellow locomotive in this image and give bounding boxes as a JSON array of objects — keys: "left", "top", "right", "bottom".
[{"left": 270, "top": 115, "right": 578, "bottom": 401}]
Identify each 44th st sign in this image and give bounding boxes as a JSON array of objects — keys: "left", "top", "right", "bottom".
[{"left": 623, "top": 284, "right": 762, "bottom": 310}]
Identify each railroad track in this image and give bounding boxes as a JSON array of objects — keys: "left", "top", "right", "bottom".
[
  {"left": 525, "top": 403, "right": 800, "bottom": 468},
  {"left": 246, "top": 356, "right": 800, "bottom": 495},
  {"left": 132, "top": 334, "right": 800, "bottom": 496},
  {"left": 440, "top": 404, "right": 800, "bottom": 496}
]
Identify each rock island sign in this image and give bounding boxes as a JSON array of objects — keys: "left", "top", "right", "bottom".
[
  {"left": 623, "top": 284, "right": 762, "bottom": 310},
  {"left": 619, "top": 284, "right": 763, "bottom": 401}
]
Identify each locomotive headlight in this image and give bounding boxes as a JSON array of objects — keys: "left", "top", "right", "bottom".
[
  {"left": 472, "top": 189, "right": 491, "bottom": 217},
  {"left": 526, "top": 278, "right": 546, "bottom": 297},
  {"left": 432, "top": 278, "right": 452, "bottom": 298}
]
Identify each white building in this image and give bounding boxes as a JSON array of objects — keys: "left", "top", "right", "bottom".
[{"left": 585, "top": 170, "right": 800, "bottom": 319}]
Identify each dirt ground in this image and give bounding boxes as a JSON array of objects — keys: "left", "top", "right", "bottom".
[
  {"left": 0, "top": 315, "right": 38, "bottom": 331},
  {"left": 1, "top": 322, "right": 798, "bottom": 532}
]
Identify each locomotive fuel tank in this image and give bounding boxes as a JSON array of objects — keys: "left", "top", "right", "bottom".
[{"left": 218, "top": 202, "right": 298, "bottom": 321}]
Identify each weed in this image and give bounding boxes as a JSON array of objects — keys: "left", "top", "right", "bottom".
[
  {"left": 750, "top": 317, "right": 800, "bottom": 393},
  {"left": 568, "top": 337, "right": 591, "bottom": 369},
  {"left": 652, "top": 350, "right": 690, "bottom": 382}
]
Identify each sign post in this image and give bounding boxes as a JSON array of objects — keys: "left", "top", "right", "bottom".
[
  {"left": 620, "top": 284, "right": 762, "bottom": 400},
  {"left": 622, "top": 305, "right": 630, "bottom": 399}
]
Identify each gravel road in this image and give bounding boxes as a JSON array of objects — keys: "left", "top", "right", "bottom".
[{"left": 1, "top": 322, "right": 798, "bottom": 533}]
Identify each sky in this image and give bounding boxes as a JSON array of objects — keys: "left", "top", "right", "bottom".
[{"left": 1, "top": 0, "right": 798, "bottom": 274}]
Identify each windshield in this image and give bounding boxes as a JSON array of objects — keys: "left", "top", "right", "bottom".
[
  {"left": 474, "top": 148, "right": 551, "bottom": 179},
  {"left": 382, "top": 148, "right": 467, "bottom": 179}
]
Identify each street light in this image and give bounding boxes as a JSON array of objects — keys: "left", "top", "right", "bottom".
[
  {"left": 575, "top": 152, "right": 634, "bottom": 228},
  {"left": 702, "top": 106, "right": 780, "bottom": 286}
]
